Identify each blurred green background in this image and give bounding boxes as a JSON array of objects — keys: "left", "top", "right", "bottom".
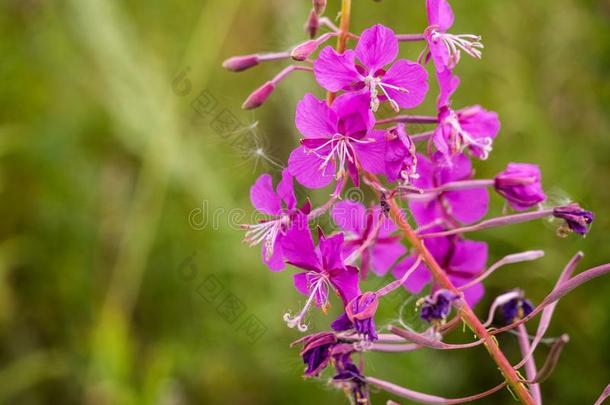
[{"left": 1, "top": 0, "right": 609, "bottom": 404}]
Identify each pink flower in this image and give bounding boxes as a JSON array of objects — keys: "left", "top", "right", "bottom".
[
  {"left": 282, "top": 215, "right": 360, "bottom": 331},
  {"left": 314, "top": 24, "right": 429, "bottom": 112},
  {"left": 384, "top": 123, "right": 418, "bottom": 184},
  {"left": 433, "top": 105, "right": 500, "bottom": 161},
  {"left": 244, "top": 169, "right": 306, "bottom": 271},
  {"left": 288, "top": 93, "right": 386, "bottom": 189}
]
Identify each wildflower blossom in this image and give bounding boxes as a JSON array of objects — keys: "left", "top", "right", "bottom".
[
  {"left": 501, "top": 295, "right": 534, "bottom": 324},
  {"left": 288, "top": 93, "right": 386, "bottom": 188},
  {"left": 244, "top": 169, "right": 304, "bottom": 271},
  {"left": 314, "top": 24, "right": 429, "bottom": 111},
  {"left": 282, "top": 215, "right": 360, "bottom": 331}
]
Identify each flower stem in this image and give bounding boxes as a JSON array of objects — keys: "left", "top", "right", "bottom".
[
  {"left": 326, "top": 0, "right": 352, "bottom": 105},
  {"left": 363, "top": 172, "right": 536, "bottom": 405}
]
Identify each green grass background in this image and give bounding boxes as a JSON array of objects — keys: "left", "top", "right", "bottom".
[{"left": 0, "top": 0, "right": 609, "bottom": 403}]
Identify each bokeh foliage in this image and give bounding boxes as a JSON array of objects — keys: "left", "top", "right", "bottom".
[{"left": 0, "top": 0, "right": 608, "bottom": 404}]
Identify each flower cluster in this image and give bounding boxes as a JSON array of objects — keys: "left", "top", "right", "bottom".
[{"left": 225, "top": 0, "right": 604, "bottom": 404}]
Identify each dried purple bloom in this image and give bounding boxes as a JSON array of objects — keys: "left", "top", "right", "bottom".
[
  {"left": 332, "top": 292, "right": 379, "bottom": 341},
  {"left": 331, "top": 344, "right": 370, "bottom": 404},
  {"left": 293, "top": 332, "right": 338, "bottom": 377},
  {"left": 420, "top": 289, "right": 458, "bottom": 323},
  {"left": 501, "top": 296, "right": 534, "bottom": 324},
  {"left": 494, "top": 163, "right": 546, "bottom": 211},
  {"left": 553, "top": 203, "right": 594, "bottom": 236}
]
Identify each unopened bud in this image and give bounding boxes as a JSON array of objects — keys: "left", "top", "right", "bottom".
[
  {"left": 242, "top": 81, "right": 275, "bottom": 109},
  {"left": 305, "top": 9, "right": 319, "bottom": 38},
  {"left": 291, "top": 40, "right": 319, "bottom": 61},
  {"left": 312, "top": 0, "right": 326, "bottom": 15},
  {"left": 222, "top": 55, "right": 259, "bottom": 72}
]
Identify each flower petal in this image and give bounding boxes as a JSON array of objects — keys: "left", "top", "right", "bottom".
[
  {"left": 354, "top": 130, "right": 387, "bottom": 175},
  {"left": 453, "top": 278, "right": 484, "bottom": 307},
  {"left": 277, "top": 168, "right": 297, "bottom": 210},
  {"left": 250, "top": 173, "right": 282, "bottom": 215},
  {"left": 444, "top": 187, "right": 490, "bottom": 224},
  {"left": 381, "top": 60, "right": 429, "bottom": 109},
  {"left": 426, "top": 0, "right": 454, "bottom": 32},
  {"left": 320, "top": 232, "right": 345, "bottom": 271},
  {"left": 332, "top": 200, "right": 367, "bottom": 234},
  {"left": 288, "top": 146, "right": 336, "bottom": 189},
  {"left": 393, "top": 256, "right": 431, "bottom": 293},
  {"left": 282, "top": 214, "right": 320, "bottom": 271},
  {"left": 329, "top": 265, "right": 360, "bottom": 304},
  {"left": 296, "top": 93, "right": 338, "bottom": 138},
  {"left": 293, "top": 272, "right": 311, "bottom": 296},
  {"left": 450, "top": 239, "right": 488, "bottom": 274},
  {"left": 370, "top": 241, "right": 406, "bottom": 276},
  {"left": 314, "top": 47, "right": 361, "bottom": 92},
  {"left": 262, "top": 235, "right": 285, "bottom": 271},
  {"left": 355, "top": 24, "right": 398, "bottom": 71}
]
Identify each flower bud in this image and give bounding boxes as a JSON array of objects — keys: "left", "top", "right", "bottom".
[
  {"left": 222, "top": 55, "right": 259, "bottom": 72},
  {"left": 501, "top": 296, "right": 533, "bottom": 324},
  {"left": 420, "top": 289, "right": 458, "bottom": 323},
  {"left": 291, "top": 39, "right": 319, "bottom": 61},
  {"left": 312, "top": 0, "right": 327, "bottom": 15},
  {"left": 494, "top": 163, "right": 545, "bottom": 211},
  {"left": 294, "top": 332, "right": 337, "bottom": 377},
  {"left": 242, "top": 81, "right": 275, "bottom": 110},
  {"left": 553, "top": 203, "right": 594, "bottom": 236},
  {"left": 305, "top": 9, "right": 319, "bottom": 38}
]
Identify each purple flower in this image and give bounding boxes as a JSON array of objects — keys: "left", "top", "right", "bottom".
[
  {"left": 408, "top": 152, "right": 490, "bottom": 226},
  {"left": 282, "top": 215, "right": 360, "bottom": 331},
  {"left": 501, "top": 296, "right": 534, "bottom": 324},
  {"left": 495, "top": 163, "right": 546, "bottom": 211},
  {"left": 331, "top": 344, "right": 369, "bottom": 403},
  {"left": 288, "top": 93, "right": 387, "bottom": 189},
  {"left": 553, "top": 203, "right": 594, "bottom": 236},
  {"left": 433, "top": 105, "right": 500, "bottom": 161},
  {"left": 244, "top": 169, "right": 305, "bottom": 271},
  {"left": 424, "top": 0, "right": 483, "bottom": 72},
  {"left": 331, "top": 292, "right": 379, "bottom": 341},
  {"left": 384, "top": 123, "right": 418, "bottom": 184},
  {"left": 293, "top": 332, "right": 337, "bottom": 377},
  {"left": 393, "top": 236, "right": 487, "bottom": 306},
  {"left": 420, "top": 289, "right": 458, "bottom": 323},
  {"left": 314, "top": 24, "right": 429, "bottom": 112},
  {"left": 332, "top": 200, "right": 406, "bottom": 279}
]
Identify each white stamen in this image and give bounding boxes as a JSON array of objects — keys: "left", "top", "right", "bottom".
[
  {"left": 242, "top": 215, "right": 289, "bottom": 259},
  {"left": 430, "top": 30, "right": 483, "bottom": 68},
  {"left": 308, "top": 134, "right": 374, "bottom": 179},
  {"left": 283, "top": 273, "right": 331, "bottom": 332},
  {"left": 364, "top": 76, "right": 409, "bottom": 112}
]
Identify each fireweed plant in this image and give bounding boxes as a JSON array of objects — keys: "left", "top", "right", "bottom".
[{"left": 225, "top": 1, "right": 609, "bottom": 404}]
